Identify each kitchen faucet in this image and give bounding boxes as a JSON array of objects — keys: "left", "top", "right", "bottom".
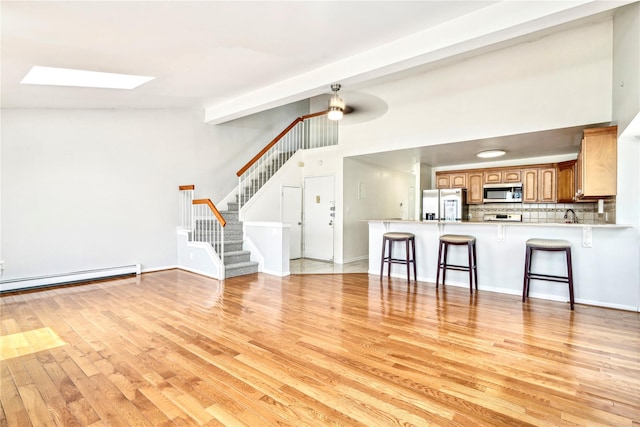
[{"left": 564, "top": 208, "right": 578, "bottom": 223}]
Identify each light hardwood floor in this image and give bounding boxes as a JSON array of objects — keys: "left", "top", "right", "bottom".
[
  {"left": 1, "top": 270, "right": 638, "bottom": 426},
  {"left": 289, "top": 258, "right": 369, "bottom": 274}
]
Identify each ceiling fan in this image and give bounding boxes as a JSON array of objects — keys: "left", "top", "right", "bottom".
[{"left": 327, "top": 84, "right": 355, "bottom": 120}]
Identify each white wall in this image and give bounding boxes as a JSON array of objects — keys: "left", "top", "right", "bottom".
[
  {"left": 1, "top": 109, "right": 210, "bottom": 279},
  {"left": 196, "top": 100, "right": 310, "bottom": 202},
  {"left": 339, "top": 19, "right": 613, "bottom": 157},
  {"left": 613, "top": 3, "right": 640, "bottom": 135},
  {"left": 0, "top": 100, "right": 311, "bottom": 283},
  {"left": 241, "top": 150, "right": 304, "bottom": 222},
  {"left": 343, "top": 157, "right": 414, "bottom": 263}
]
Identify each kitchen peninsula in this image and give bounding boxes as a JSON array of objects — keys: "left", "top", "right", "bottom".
[{"left": 368, "top": 219, "right": 637, "bottom": 312}]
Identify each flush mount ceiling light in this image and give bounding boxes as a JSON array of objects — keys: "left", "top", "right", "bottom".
[
  {"left": 476, "top": 149, "right": 506, "bottom": 158},
  {"left": 327, "top": 83, "right": 345, "bottom": 121},
  {"left": 20, "top": 66, "right": 154, "bottom": 90}
]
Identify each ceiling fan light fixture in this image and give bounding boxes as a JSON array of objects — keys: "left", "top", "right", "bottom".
[
  {"left": 327, "top": 83, "right": 344, "bottom": 121},
  {"left": 476, "top": 149, "right": 506, "bottom": 158}
]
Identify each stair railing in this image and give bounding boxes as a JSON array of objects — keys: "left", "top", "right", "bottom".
[
  {"left": 178, "top": 185, "right": 195, "bottom": 230},
  {"left": 192, "top": 199, "right": 227, "bottom": 262},
  {"left": 236, "top": 111, "right": 338, "bottom": 208}
]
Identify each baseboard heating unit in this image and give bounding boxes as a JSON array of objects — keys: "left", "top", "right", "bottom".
[{"left": 0, "top": 264, "right": 141, "bottom": 293}]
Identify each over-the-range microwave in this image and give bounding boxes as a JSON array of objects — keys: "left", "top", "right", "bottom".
[{"left": 483, "top": 183, "right": 523, "bottom": 203}]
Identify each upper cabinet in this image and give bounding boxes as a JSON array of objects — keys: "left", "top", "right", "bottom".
[
  {"left": 483, "top": 169, "right": 521, "bottom": 184},
  {"left": 538, "top": 167, "right": 557, "bottom": 203},
  {"left": 467, "top": 172, "right": 484, "bottom": 204},
  {"left": 520, "top": 167, "right": 557, "bottom": 203},
  {"left": 436, "top": 174, "right": 450, "bottom": 189},
  {"left": 557, "top": 160, "right": 576, "bottom": 202},
  {"left": 522, "top": 169, "right": 538, "bottom": 203},
  {"left": 576, "top": 126, "right": 617, "bottom": 199},
  {"left": 432, "top": 126, "right": 616, "bottom": 204},
  {"left": 436, "top": 172, "right": 466, "bottom": 189}
]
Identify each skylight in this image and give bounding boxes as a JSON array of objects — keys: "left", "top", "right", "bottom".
[{"left": 20, "top": 66, "right": 154, "bottom": 90}]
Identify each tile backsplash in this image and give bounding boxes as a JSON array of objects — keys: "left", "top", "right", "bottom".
[{"left": 468, "top": 198, "right": 615, "bottom": 224}]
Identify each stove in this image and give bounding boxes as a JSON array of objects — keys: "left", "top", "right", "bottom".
[{"left": 483, "top": 213, "right": 522, "bottom": 222}]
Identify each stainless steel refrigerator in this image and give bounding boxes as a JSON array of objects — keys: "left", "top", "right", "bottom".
[{"left": 422, "top": 189, "right": 468, "bottom": 221}]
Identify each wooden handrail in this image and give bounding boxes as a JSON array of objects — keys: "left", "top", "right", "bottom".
[
  {"left": 193, "top": 199, "right": 226, "bottom": 227},
  {"left": 179, "top": 185, "right": 195, "bottom": 191},
  {"left": 236, "top": 110, "right": 329, "bottom": 177}
]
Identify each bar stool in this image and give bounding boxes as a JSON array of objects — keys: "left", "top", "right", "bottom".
[
  {"left": 436, "top": 234, "right": 477, "bottom": 294},
  {"left": 380, "top": 232, "right": 416, "bottom": 283},
  {"left": 522, "top": 238, "right": 575, "bottom": 310}
]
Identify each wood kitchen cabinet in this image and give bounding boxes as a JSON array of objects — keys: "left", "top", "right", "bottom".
[
  {"left": 538, "top": 167, "right": 557, "bottom": 203},
  {"left": 522, "top": 167, "right": 556, "bottom": 203},
  {"left": 436, "top": 174, "right": 450, "bottom": 189},
  {"left": 522, "top": 169, "right": 538, "bottom": 203},
  {"left": 576, "top": 126, "right": 617, "bottom": 199},
  {"left": 503, "top": 169, "right": 522, "bottom": 183},
  {"left": 450, "top": 173, "right": 466, "bottom": 188},
  {"left": 436, "top": 172, "right": 466, "bottom": 189},
  {"left": 483, "top": 170, "right": 502, "bottom": 184},
  {"left": 467, "top": 172, "right": 484, "bottom": 204},
  {"left": 557, "top": 160, "right": 576, "bottom": 202},
  {"left": 483, "top": 169, "right": 521, "bottom": 184}
]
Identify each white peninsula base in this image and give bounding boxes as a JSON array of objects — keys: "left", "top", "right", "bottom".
[{"left": 369, "top": 220, "right": 639, "bottom": 312}]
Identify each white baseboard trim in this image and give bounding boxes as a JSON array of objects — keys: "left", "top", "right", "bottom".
[
  {"left": 141, "top": 265, "right": 177, "bottom": 273},
  {"left": 0, "top": 264, "right": 140, "bottom": 293},
  {"left": 340, "top": 255, "right": 368, "bottom": 264},
  {"left": 262, "top": 269, "right": 291, "bottom": 277},
  {"left": 176, "top": 266, "right": 221, "bottom": 280}
]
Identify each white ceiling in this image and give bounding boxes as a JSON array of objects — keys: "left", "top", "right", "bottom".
[{"left": 1, "top": 1, "right": 634, "bottom": 169}]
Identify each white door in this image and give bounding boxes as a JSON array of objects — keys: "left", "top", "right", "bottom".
[
  {"left": 303, "top": 175, "right": 334, "bottom": 261},
  {"left": 282, "top": 186, "right": 302, "bottom": 259}
]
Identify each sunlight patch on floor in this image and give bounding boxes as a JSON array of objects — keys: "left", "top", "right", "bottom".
[{"left": 0, "top": 327, "right": 66, "bottom": 360}]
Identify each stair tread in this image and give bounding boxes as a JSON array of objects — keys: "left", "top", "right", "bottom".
[
  {"left": 225, "top": 261, "right": 259, "bottom": 269},
  {"left": 224, "top": 250, "right": 250, "bottom": 256}
]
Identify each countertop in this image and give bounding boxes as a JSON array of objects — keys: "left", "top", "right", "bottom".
[{"left": 367, "top": 219, "right": 632, "bottom": 228}]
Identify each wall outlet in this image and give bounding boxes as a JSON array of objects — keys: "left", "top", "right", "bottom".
[{"left": 0, "top": 260, "right": 4, "bottom": 270}]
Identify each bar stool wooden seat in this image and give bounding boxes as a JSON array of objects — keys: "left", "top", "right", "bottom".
[
  {"left": 523, "top": 238, "right": 575, "bottom": 310},
  {"left": 380, "top": 232, "right": 416, "bottom": 283},
  {"left": 436, "top": 234, "right": 477, "bottom": 294}
]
